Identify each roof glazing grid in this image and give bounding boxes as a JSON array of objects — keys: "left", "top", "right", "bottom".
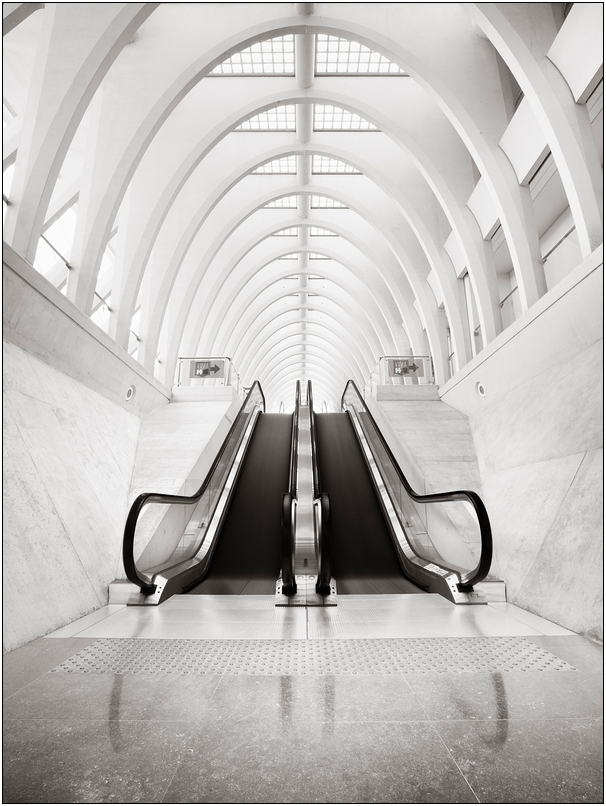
[
  {"left": 211, "top": 36, "right": 294, "bottom": 75},
  {"left": 311, "top": 195, "right": 348, "bottom": 208},
  {"left": 309, "top": 252, "right": 330, "bottom": 259},
  {"left": 273, "top": 227, "right": 299, "bottom": 236},
  {"left": 236, "top": 105, "right": 296, "bottom": 131},
  {"left": 264, "top": 195, "right": 298, "bottom": 208},
  {"left": 314, "top": 105, "right": 378, "bottom": 131},
  {"left": 315, "top": 35, "right": 406, "bottom": 75},
  {"left": 278, "top": 253, "right": 298, "bottom": 259},
  {"left": 312, "top": 156, "right": 361, "bottom": 174},
  {"left": 253, "top": 156, "right": 297, "bottom": 174},
  {"left": 309, "top": 226, "right": 338, "bottom": 236}
]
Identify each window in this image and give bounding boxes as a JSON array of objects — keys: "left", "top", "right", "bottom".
[
  {"left": 310, "top": 195, "right": 348, "bottom": 208},
  {"left": 312, "top": 156, "right": 361, "bottom": 174},
  {"left": 236, "top": 105, "right": 296, "bottom": 131},
  {"left": 211, "top": 35, "right": 294, "bottom": 75},
  {"left": 315, "top": 35, "right": 406, "bottom": 75},
  {"left": 314, "top": 104, "right": 378, "bottom": 131},
  {"left": 273, "top": 227, "right": 299, "bottom": 236},
  {"left": 253, "top": 156, "right": 297, "bottom": 174},
  {"left": 309, "top": 226, "right": 338, "bottom": 236},
  {"left": 264, "top": 195, "right": 298, "bottom": 208}
]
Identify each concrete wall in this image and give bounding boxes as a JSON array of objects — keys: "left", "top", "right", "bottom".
[
  {"left": 368, "top": 388, "right": 490, "bottom": 576},
  {"left": 3, "top": 243, "right": 171, "bottom": 418},
  {"left": 440, "top": 246, "right": 603, "bottom": 641},
  {"left": 3, "top": 241, "right": 244, "bottom": 648},
  {"left": 3, "top": 340, "right": 142, "bottom": 652},
  {"left": 127, "top": 388, "right": 242, "bottom": 571}
]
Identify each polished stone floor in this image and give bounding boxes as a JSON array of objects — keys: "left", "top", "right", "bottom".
[{"left": 3, "top": 595, "right": 603, "bottom": 804}]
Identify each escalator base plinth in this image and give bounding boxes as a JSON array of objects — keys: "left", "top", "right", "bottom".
[{"left": 275, "top": 575, "right": 337, "bottom": 607}]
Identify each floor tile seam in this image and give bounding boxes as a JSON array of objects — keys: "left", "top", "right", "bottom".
[
  {"left": 426, "top": 715, "right": 605, "bottom": 725},
  {"left": 427, "top": 721, "right": 481, "bottom": 804}
]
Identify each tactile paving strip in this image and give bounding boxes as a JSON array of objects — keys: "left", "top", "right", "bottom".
[{"left": 51, "top": 637, "right": 576, "bottom": 675}]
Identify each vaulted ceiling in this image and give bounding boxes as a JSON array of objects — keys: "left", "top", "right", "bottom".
[{"left": 3, "top": 3, "right": 602, "bottom": 409}]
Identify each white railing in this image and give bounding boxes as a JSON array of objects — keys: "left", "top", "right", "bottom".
[
  {"left": 365, "top": 355, "right": 434, "bottom": 397},
  {"left": 176, "top": 357, "right": 243, "bottom": 397}
]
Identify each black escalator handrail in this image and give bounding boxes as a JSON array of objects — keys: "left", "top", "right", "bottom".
[
  {"left": 340, "top": 380, "right": 492, "bottom": 590},
  {"left": 307, "top": 380, "right": 321, "bottom": 499},
  {"left": 280, "top": 381, "right": 300, "bottom": 594},
  {"left": 288, "top": 380, "right": 301, "bottom": 497},
  {"left": 123, "top": 381, "right": 266, "bottom": 593},
  {"left": 308, "top": 381, "right": 332, "bottom": 594}
]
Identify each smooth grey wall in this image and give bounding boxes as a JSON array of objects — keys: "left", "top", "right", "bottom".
[{"left": 440, "top": 247, "right": 603, "bottom": 641}]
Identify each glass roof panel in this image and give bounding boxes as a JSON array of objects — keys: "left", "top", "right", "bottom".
[
  {"left": 236, "top": 105, "right": 296, "bottom": 131},
  {"left": 273, "top": 226, "right": 299, "bottom": 236},
  {"left": 309, "top": 252, "right": 330, "bottom": 259},
  {"left": 253, "top": 156, "right": 297, "bottom": 174},
  {"left": 264, "top": 195, "right": 298, "bottom": 208},
  {"left": 309, "top": 226, "right": 338, "bottom": 236},
  {"left": 211, "top": 35, "right": 295, "bottom": 75},
  {"left": 315, "top": 35, "right": 406, "bottom": 75},
  {"left": 310, "top": 195, "right": 348, "bottom": 208},
  {"left": 312, "top": 156, "right": 361, "bottom": 174},
  {"left": 314, "top": 105, "right": 378, "bottom": 131}
]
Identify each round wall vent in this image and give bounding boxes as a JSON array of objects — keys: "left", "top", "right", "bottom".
[
  {"left": 476, "top": 382, "right": 486, "bottom": 398},
  {"left": 125, "top": 385, "right": 136, "bottom": 402}
]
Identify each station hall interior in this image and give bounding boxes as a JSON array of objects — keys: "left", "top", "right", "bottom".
[{"left": 2, "top": 2, "right": 604, "bottom": 803}]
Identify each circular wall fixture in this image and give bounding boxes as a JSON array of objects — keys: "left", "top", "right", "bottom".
[
  {"left": 125, "top": 385, "right": 136, "bottom": 402},
  {"left": 476, "top": 382, "right": 486, "bottom": 398}
]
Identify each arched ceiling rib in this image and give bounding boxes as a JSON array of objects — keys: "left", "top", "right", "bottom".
[{"left": 4, "top": 3, "right": 601, "bottom": 407}]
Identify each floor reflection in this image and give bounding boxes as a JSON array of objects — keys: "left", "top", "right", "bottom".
[{"left": 108, "top": 674, "right": 125, "bottom": 752}]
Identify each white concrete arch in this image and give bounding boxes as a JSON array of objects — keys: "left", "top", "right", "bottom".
[
  {"left": 195, "top": 256, "right": 399, "bottom": 361},
  {"left": 233, "top": 317, "right": 370, "bottom": 388},
  {"left": 256, "top": 346, "right": 351, "bottom": 392},
  {"left": 466, "top": 2, "right": 603, "bottom": 256},
  {"left": 112, "top": 91, "right": 492, "bottom": 364},
  {"left": 3, "top": 3, "right": 158, "bottom": 261},
  {"left": 263, "top": 364, "right": 346, "bottom": 407},
  {"left": 222, "top": 297, "right": 377, "bottom": 378},
  {"left": 243, "top": 327, "right": 366, "bottom": 386},
  {"left": 158, "top": 183, "right": 430, "bottom": 384},
  {"left": 213, "top": 295, "right": 384, "bottom": 378},
  {"left": 181, "top": 217, "right": 412, "bottom": 363}
]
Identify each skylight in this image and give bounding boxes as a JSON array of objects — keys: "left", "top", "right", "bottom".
[
  {"left": 236, "top": 105, "right": 296, "bottom": 131},
  {"left": 264, "top": 195, "right": 298, "bottom": 208},
  {"left": 309, "top": 253, "right": 330, "bottom": 259},
  {"left": 312, "top": 156, "right": 361, "bottom": 174},
  {"left": 309, "top": 226, "right": 338, "bottom": 236},
  {"left": 315, "top": 35, "right": 406, "bottom": 75},
  {"left": 314, "top": 105, "right": 378, "bottom": 131},
  {"left": 279, "top": 253, "right": 298, "bottom": 259},
  {"left": 273, "top": 227, "right": 299, "bottom": 236},
  {"left": 253, "top": 156, "right": 297, "bottom": 174},
  {"left": 211, "top": 35, "right": 294, "bottom": 75},
  {"left": 310, "top": 195, "right": 348, "bottom": 208}
]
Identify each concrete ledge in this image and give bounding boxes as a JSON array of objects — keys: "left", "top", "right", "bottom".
[
  {"left": 3, "top": 242, "right": 170, "bottom": 417},
  {"left": 171, "top": 386, "right": 241, "bottom": 403},
  {"left": 375, "top": 384, "right": 440, "bottom": 401}
]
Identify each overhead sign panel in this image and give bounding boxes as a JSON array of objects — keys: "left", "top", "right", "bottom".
[
  {"left": 388, "top": 359, "right": 424, "bottom": 378},
  {"left": 190, "top": 359, "right": 225, "bottom": 379}
]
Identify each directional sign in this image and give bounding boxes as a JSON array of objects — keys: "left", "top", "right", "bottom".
[
  {"left": 190, "top": 359, "right": 225, "bottom": 379},
  {"left": 388, "top": 358, "right": 424, "bottom": 378}
]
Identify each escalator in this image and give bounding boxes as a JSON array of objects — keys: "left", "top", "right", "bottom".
[
  {"left": 314, "top": 412, "right": 424, "bottom": 594},
  {"left": 122, "top": 381, "right": 298, "bottom": 604},
  {"left": 310, "top": 380, "right": 493, "bottom": 603},
  {"left": 188, "top": 413, "right": 291, "bottom": 594}
]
